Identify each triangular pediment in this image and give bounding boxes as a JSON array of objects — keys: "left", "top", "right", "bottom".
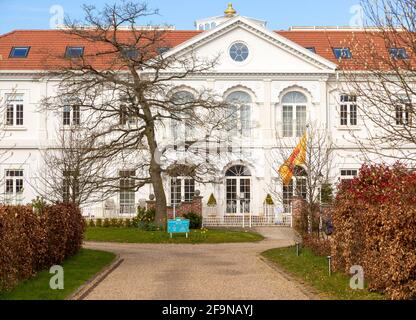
[{"left": 163, "top": 16, "right": 337, "bottom": 74}]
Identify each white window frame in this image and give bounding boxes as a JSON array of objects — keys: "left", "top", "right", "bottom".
[
  {"left": 119, "top": 170, "right": 136, "bottom": 215},
  {"left": 394, "top": 99, "right": 413, "bottom": 126},
  {"left": 63, "top": 105, "right": 81, "bottom": 127},
  {"left": 5, "top": 94, "right": 24, "bottom": 127},
  {"left": 340, "top": 169, "right": 358, "bottom": 181},
  {"left": 339, "top": 94, "right": 358, "bottom": 127},
  {"left": 170, "top": 177, "right": 195, "bottom": 206},
  {"left": 4, "top": 169, "right": 24, "bottom": 204},
  {"left": 281, "top": 92, "right": 308, "bottom": 138}
]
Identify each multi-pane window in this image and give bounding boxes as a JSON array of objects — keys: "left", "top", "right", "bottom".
[
  {"left": 282, "top": 167, "right": 307, "bottom": 211},
  {"left": 282, "top": 91, "right": 307, "bottom": 137},
  {"left": 63, "top": 105, "right": 80, "bottom": 126},
  {"left": 395, "top": 102, "right": 412, "bottom": 126},
  {"left": 340, "top": 95, "right": 358, "bottom": 126},
  {"left": 5, "top": 94, "right": 24, "bottom": 126},
  {"left": 119, "top": 170, "right": 136, "bottom": 214},
  {"left": 340, "top": 169, "right": 358, "bottom": 182},
  {"left": 5, "top": 170, "right": 24, "bottom": 204},
  {"left": 62, "top": 170, "right": 79, "bottom": 203},
  {"left": 119, "top": 106, "right": 137, "bottom": 126},
  {"left": 170, "top": 178, "right": 195, "bottom": 206},
  {"left": 170, "top": 91, "right": 195, "bottom": 147},
  {"left": 226, "top": 91, "right": 252, "bottom": 137}
]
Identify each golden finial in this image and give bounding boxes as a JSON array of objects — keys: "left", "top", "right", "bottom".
[{"left": 224, "top": 3, "right": 237, "bottom": 17}]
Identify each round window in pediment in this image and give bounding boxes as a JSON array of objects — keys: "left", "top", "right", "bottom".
[{"left": 229, "top": 42, "right": 249, "bottom": 62}]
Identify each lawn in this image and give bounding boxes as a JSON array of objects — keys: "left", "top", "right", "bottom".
[
  {"left": 262, "top": 246, "right": 384, "bottom": 300},
  {"left": 85, "top": 227, "right": 264, "bottom": 244},
  {"left": 0, "top": 249, "right": 116, "bottom": 300}
]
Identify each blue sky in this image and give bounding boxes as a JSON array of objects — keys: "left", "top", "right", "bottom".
[{"left": 0, "top": 0, "right": 363, "bottom": 34}]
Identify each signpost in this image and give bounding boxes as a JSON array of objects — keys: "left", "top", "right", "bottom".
[{"left": 167, "top": 218, "right": 190, "bottom": 238}]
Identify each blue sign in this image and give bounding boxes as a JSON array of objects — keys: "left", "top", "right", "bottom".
[{"left": 167, "top": 218, "right": 190, "bottom": 237}]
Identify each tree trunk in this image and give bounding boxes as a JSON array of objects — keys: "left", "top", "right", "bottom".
[
  {"left": 143, "top": 108, "right": 168, "bottom": 228},
  {"left": 150, "top": 157, "right": 167, "bottom": 228}
]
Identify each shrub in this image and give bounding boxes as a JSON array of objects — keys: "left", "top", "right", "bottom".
[
  {"left": 0, "top": 203, "right": 84, "bottom": 292},
  {"left": 183, "top": 212, "right": 202, "bottom": 230},
  {"left": 95, "top": 218, "right": 102, "bottom": 227},
  {"left": 124, "top": 218, "right": 131, "bottom": 228},
  {"left": 207, "top": 194, "right": 217, "bottom": 207},
  {"left": 134, "top": 207, "right": 156, "bottom": 229},
  {"left": 110, "top": 218, "right": 119, "bottom": 228},
  {"left": 264, "top": 194, "right": 274, "bottom": 205},
  {"left": 302, "top": 235, "right": 331, "bottom": 257},
  {"left": 332, "top": 163, "right": 416, "bottom": 300},
  {"left": 88, "top": 219, "right": 96, "bottom": 228},
  {"left": 103, "top": 218, "right": 110, "bottom": 228}
]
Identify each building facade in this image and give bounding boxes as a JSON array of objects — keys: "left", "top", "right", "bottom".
[{"left": 0, "top": 5, "right": 409, "bottom": 221}]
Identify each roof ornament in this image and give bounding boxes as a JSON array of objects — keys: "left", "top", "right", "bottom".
[{"left": 224, "top": 3, "right": 237, "bottom": 17}]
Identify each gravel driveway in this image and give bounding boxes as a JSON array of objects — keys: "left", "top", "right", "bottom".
[{"left": 82, "top": 228, "right": 314, "bottom": 300}]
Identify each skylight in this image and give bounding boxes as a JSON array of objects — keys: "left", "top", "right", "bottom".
[
  {"left": 65, "top": 46, "right": 84, "bottom": 58},
  {"left": 389, "top": 48, "right": 408, "bottom": 60},
  {"left": 333, "top": 48, "right": 352, "bottom": 59},
  {"left": 305, "top": 47, "right": 316, "bottom": 53},
  {"left": 9, "top": 47, "right": 30, "bottom": 58},
  {"left": 121, "top": 47, "right": 139, "bottom": 59},
  {"left": 157, "top": 47, "right": 171, "bottom": 55}
]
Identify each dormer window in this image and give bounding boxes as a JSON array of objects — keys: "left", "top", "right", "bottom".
[
  {"left": 65, "top": 46, "right": 84, "bottom": 58},
  {"left": 9, "top": 47, "right": 30, "bottom": 58},
  {"left": 333, "top": 48, "right": 352, "bottom": 59},
  {"left": 389, "top": 48, "right": 408, "bottom": 60}
]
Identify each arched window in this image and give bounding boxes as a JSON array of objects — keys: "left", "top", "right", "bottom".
[
  {"left": 225, "top": 165, "right": 251, "bottom": 177},
  {"left": 281, "top": 91, "right": 307, "bottom": 137},
  {"left": 226, "top": 91, "right": 252, "bottom": 137},
  {"left": 211, "top": 22, "right": 217, "bottom": 29},
  {"left": 170, "top": 91, "right": 195, "bottom": 145},
  {"left": 225, "top": 165, "right": 251, "bottom": 214},
  {"left": 205, "top": 23, "right": 210, "bottom": 30}
]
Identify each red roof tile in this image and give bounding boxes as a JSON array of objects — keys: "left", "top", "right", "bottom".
[{"left": 0, "top": 29, "right": 412, "bottom": 71}]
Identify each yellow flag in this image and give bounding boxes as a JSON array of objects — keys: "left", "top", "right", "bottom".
[{"left": 279, "top": 134, "right": 307, "bottom": 186}]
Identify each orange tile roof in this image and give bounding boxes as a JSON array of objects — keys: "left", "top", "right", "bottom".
[{"left": 0, "top": 29, "right": 412, "bottom": 71}]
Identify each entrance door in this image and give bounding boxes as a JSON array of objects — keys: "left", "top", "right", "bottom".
[{"left": 225, "top": 165, "right": 251, "bottom": 215}]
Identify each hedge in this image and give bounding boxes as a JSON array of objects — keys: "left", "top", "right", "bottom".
[
  {"left": 332, "top": 163, "right": 416, "bottom": 300},
  {"left": 0, "top": 203, "right": 85, "bottom": 292}
]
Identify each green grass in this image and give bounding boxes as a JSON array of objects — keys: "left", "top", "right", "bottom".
[
  {"left": 85, "top": 227, "right": 264, "bottom": 244},
  {"left": 0, "top": 249, "right": 116, "bottom": 300},
  {"left": 262, "top": 246, "right": 384, "bottom": 300}
]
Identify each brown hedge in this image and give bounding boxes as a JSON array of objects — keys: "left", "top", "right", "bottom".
[
  {"left": 331, "top": 163, "right": 416, "bottom": 300},
  {"left": 0, "top": 203, "right": 85, "bottom": 292}
]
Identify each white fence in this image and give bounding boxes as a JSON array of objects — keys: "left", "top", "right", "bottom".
[
  {"left": 202, "top": 204, "right": 293, "bottom": 228},
  {"left": 82, "top": 205, "right": 137, "bottom": 219}
]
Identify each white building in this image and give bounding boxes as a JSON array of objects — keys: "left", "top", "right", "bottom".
[{"left": 0, "top": 4, "right": 409, "bottom": 222}]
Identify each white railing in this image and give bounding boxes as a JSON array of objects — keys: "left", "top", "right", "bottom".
[
  {"left": 82, "top": 205, "right": 137, "bottom": 219},
  {"left": 202, "top": 204, "right": 293, "bottom": 228}
]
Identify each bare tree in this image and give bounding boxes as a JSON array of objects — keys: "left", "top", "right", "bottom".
[
  {"left": 269, "top": 124, "right": 335, "bottom": 233},
  {"left": 41, "top": 1, "right": 230, "bottom": 225},
  {"left": 31, "top": 120, "right": 115, "bottom": 207},
  {"left": 340, "top": 0, "right": 416, "bottom": 165}
]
